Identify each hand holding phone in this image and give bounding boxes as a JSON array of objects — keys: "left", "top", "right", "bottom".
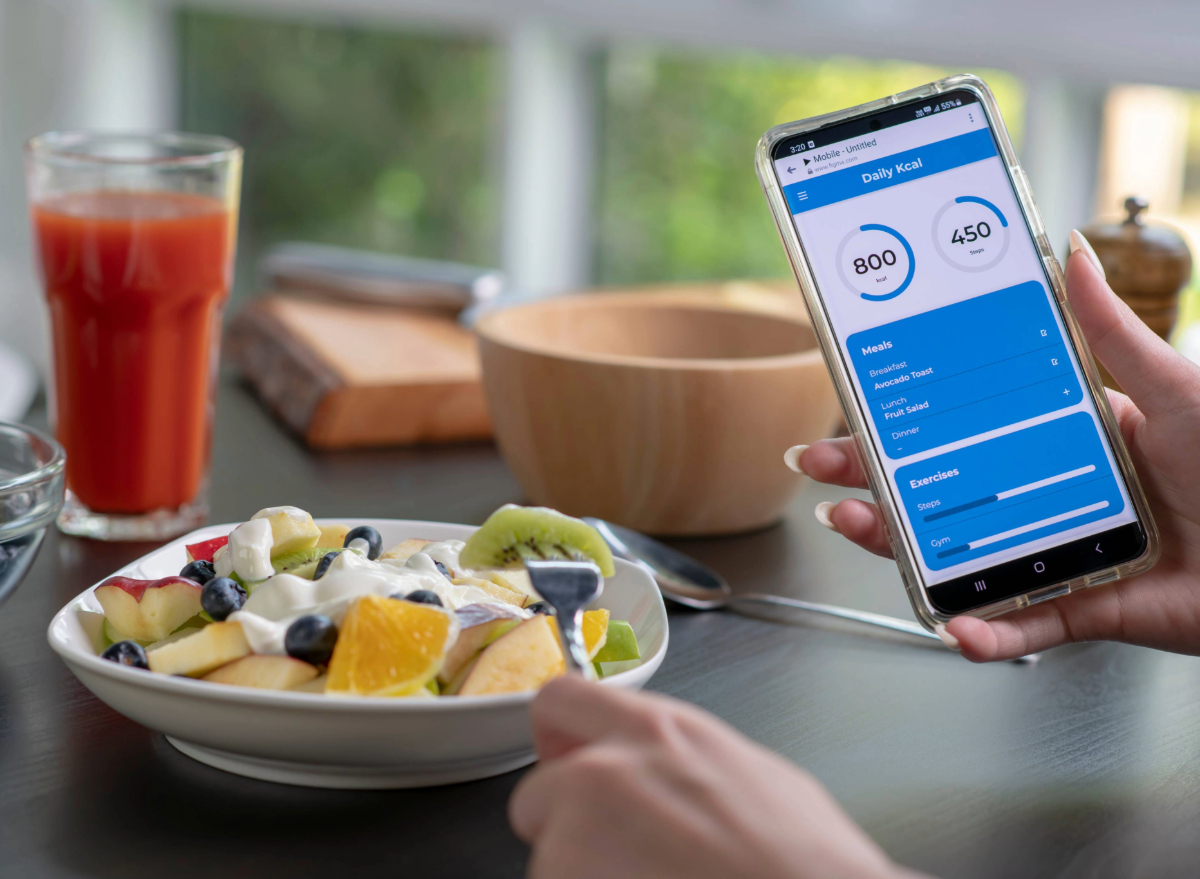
[
  {"left": 758, "top": 75, "right": 1159, "bottom": 629},
  {"left": 801, "top": 249, "right": 1200, "bottom": 661}
]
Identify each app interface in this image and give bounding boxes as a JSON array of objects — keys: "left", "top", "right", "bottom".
[{"left": 774, "top": 95, "right": 1135, "bottom": 587}]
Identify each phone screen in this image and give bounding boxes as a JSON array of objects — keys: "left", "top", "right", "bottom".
[{"left": 771, "top": 89, "right": 1146, "bottom": 614}]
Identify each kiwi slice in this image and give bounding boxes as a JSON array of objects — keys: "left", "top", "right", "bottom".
[
  {"left": 459, "top": 505, "right": 616, "bottom": 577},
  {"left": 271, "top": 546, "right": 341, "bottom": 579},
  {"left": 227, "top": 571, "right": 268, "bottom": 596}
]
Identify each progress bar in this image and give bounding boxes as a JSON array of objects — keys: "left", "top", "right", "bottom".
[
  {"left": 923, "top": 465, "right": 1096, "bottom": 523},
  {"left": 935, "top": 500, "right": 1110, "bottom": 559}
]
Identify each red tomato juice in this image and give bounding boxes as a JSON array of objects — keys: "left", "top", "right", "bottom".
[{"left": 32, "top": 191, "right": 236, "bottom": 513}]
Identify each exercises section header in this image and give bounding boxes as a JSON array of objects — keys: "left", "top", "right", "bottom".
[{"left": 896, "top": 413, "right": 1125, "bottom": 571}]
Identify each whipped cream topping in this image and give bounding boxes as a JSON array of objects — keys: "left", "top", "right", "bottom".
[
  {"left": 226, "top": 519, "right": 275, "bottom": 582},
  {"left": 229, "top": 539, "right": 531, "bottom": 655},
  {"left": 251, "top": 505, "right": 310, "bottom": 522}
]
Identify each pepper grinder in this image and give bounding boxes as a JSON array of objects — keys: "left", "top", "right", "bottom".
[{"left": 1078, "top": 197, "right": 1193, "bottom": 387}]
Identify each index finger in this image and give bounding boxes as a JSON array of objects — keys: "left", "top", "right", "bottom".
[{"left": 788, "top": 437, "right": 871, "bottom": 490}]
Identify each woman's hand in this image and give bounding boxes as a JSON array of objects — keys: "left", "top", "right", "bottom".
[
  {"left": 509, "top": 675, "right": 920, "bottom": 879},
  {"left": 793, "top": 235, "right": 1200, "bottom": 662}
]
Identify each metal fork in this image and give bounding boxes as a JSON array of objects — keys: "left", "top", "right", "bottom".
[{"left": 524, "top": 560, "right": 604, "bottom": 678}]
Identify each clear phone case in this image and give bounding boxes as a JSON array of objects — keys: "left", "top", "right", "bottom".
[{"left": 755, "top": 74, "right": 1160, "bottom": 630}]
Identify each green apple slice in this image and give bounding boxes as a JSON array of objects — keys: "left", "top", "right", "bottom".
[{"left": 592, "top": 620, "right": 639, "bottom": 663}]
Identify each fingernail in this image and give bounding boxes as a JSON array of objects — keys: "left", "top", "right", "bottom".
[
  {"left": 1069, "top": 229, "right": 1106, "bottom": 280},
  {"left": 783, "top": 445, "right": 809, "bottom": 473},
  {"left": 934, "top": 623, "right": 961, "bottom": 651},
  {"left": 814, "top": 501, "right": 838, "bottom": 532}
]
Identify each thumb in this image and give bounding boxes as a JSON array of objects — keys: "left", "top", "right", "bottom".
[{"left": 1064, "top": 234, "right": 1199, "bottom": 419}]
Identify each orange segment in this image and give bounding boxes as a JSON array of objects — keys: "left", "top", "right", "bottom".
[
  {"left": 552, "top": 609, "right": 610, "bottom": 661},
  {"left": 582, "top": 609, "right": 609, "bottom": 660},
  {"left": 325, "top": 594, "right": 456, "bottom": 697}
]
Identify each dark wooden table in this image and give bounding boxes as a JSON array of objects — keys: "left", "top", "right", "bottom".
[{"left": 3, "top": 379, "right": 1200, "bottom": 878}]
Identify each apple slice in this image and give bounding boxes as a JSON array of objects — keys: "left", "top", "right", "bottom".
[
  {"left": 442, "top": 656, "right": 478, "bottom": 695},
  {"left": 381, "top": 537, "right": 434, "bottom": 562},
  {"left": 145, "top": 627, "right": 204, "bottom": 652},
  {"left": 251, "top": 506, "right": 322, "bottom": 557},
  {"left": 451, "top": 576, "right": 530, "bottom": 608},
  {"left": 147, "top": 621, "right": 251, "bottom": 677},
  {"left": 202, "top": 655, "right": 318, "bottom": 690},
  {"left": 596, "top": 659, "right": 642, "bottom": 678},
  {"left": 290, "top": 674, "right": 328, "bottom": 693},
  {"left": 94, "top": 576, "right": 203, "bottom": 642},
  {"left": 79, "top": 610, "right": 109, "bottom": 653},
  {"left": 592, "top": 620, "right": 639, "bottom": 664},
  {"left": 592, "top": 619, "right": 640, "bottom": 677},
  {"left": 317, "top": 523, "right": 352, "bottom": 549},
  {"left": 104, "top": 618, "right": 149, "bottom": 648},
  {"left": 438, "top": 603, "right": 523, "bottom": 685},
  {"left": 186, "top": 535, "right": 229, "bottom": 563},
  {"left": 457, "top": 614, "right": 565, "bottom": 696},
  {"left": 479, "top": 568, "right": 539, "bottom": 601}
]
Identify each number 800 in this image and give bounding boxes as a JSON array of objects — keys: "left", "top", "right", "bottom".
[{"left": 853, "top": 250, "right": 897, "bottom": 274}]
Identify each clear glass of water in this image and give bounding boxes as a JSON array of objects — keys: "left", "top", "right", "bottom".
[{"left": 0, "top": 422, "right": 66, "bottom": 606}]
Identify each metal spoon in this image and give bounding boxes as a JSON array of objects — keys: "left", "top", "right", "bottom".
[
  {"left": 524, "top": 559, "right": 603, "bottom": 677},
  {"left": 586, "top": 518, "right": 1040, "bottom": 664},
  {"left": 584, "top": 517, "right": 940, "bottom": 643}
]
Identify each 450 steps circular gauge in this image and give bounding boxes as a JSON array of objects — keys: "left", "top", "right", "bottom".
[{"left": 932, "top": 195, "right": 1011, "bottom": 272}]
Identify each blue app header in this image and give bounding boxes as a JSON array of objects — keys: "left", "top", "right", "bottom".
[{"left": 784, "top": 128, "right": 998, "bottom": 214}]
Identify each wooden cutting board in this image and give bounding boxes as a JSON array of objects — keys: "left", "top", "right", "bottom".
[{"left": 225, "top": 295, "right": 491, "bottom": 449}]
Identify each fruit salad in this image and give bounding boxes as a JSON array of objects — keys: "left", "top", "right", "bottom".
[{"left": 93, "top": 505, "right": 642, "bottom": 697}]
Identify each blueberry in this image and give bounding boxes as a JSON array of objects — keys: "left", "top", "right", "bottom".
[
  {"left": 314, "top": 552, "right": 340, "bottom": 580},
  {"left": 101, "top": 640, "right": 149, "bottom": 670},
  {"left": 201, "top": 576, "right": 247, "bottom": 621},
  {"left": 344, "top": 525, "right": 382, "bottom": 560},
  {"left": 434, "top": 561, "right": 452, "bottom": 580},
  {"left": 179, "top": 559, "right": 216, "bottom": 585},
  {"left": 527, "top": 601, "right": 555, "bottom": 615},
  {"left": 404, "top": 590, "right": 443, "bottom": 607},
  {"left": 285, "top": 615, "right": 338, "bottom": 665}
]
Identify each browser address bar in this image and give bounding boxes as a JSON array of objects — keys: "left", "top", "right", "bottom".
[{"left": 774, "top": 104, "right": 986, "bottom": 186}]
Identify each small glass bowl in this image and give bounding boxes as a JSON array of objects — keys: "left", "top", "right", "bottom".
[{"left": 0, "top": 422, "right": 66, "bottom": 605}]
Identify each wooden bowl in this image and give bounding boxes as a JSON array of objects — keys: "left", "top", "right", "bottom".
[{"left": 475, "top": 292, "right": 840, "bottom": 536}]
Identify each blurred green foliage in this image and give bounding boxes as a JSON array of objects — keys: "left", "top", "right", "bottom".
[
  {"left": 595, "top": 49, "right": 1024, "bottom": 284},
  {"left": 180, "top": 11, "right": 1024, "bottom": 293},
  {"left": 179, "top": 11, "right": 501, "bottom": 301}
]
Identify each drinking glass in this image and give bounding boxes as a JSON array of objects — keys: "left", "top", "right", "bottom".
[
  {"left": 25, "top": 132, "right": 242, "bottom": 540},
  {"left": 0, "top": 422, "right": 65, "bottom": 606}
]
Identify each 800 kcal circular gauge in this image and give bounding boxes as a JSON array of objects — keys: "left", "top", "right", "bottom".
[
  {"left": 835, "top": 223, "right": 915, "bottom": 302},
  {"left": 932, "top": 195, "right": 1011, "bottom": 272}
]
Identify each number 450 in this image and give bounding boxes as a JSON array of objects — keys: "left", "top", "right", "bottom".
[{"left": 951, "top": 222, "right": 992, "bottom": 245}]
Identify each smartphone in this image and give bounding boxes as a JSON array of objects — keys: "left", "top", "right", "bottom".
[{"left": 756, "top": 74, "right": 1159, "bottom": 627}]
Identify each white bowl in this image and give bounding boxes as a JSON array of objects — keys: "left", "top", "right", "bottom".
[{"left": 47, "top": 519, "right": 669, "bottom": 789}]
